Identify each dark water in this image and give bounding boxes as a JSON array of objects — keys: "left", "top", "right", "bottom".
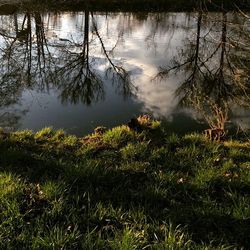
[{"left": 0, "top": 10, "right": 249, "bottom": 135}]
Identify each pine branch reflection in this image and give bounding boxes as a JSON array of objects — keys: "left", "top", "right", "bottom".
[{"left": 157, "top": 10, "right": 250, "bottom": 132}]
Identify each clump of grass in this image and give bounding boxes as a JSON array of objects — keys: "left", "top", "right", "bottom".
[
  {"left": 62, "top": 135, "right": 78, "bottom": 147},
  {"left": 10, "top": 130, "right": 33, "bottom": 142},
  {"left": 32, "top": 225, "right": 82, "bottom": 249},
  {"left": 110, "top": 227, "right": 140, "bottom": 250},
  {"left": 0, "top": 172, "right": 24, "bottom": 199},
  {"left": 152, "top": 223, "right": 192, "bottom": 249},
  {"left": 34, "top": 127, "right": 54, "bottom": 140},
  {"left": 102, "top": 125, "right": 135, "bottom": 148},
  {"left": 120, "top": 141, "right": 149, "bottom": 161}
]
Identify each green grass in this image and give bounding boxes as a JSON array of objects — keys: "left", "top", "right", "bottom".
[{"left": 0, "top": 122, "right": 249, "bottom": 249}]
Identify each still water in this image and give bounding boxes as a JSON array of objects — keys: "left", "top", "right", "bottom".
[{"left": 0, "top": 11, "right": 249, "bottom": 135}]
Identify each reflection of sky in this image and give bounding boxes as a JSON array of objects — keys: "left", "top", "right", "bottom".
[
  {"left": 90, "top": 13, "right": 189, "bottom": 118},
  {"left": 231, "top": 107, "right": 250, "bottom": 131},
  {"left": 0, "top": 12, "right": 249, "bottom": 134}
]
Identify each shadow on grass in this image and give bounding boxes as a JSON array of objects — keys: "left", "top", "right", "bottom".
[{"left": 0, "top": 129, "right": 250, "bottom": 248}]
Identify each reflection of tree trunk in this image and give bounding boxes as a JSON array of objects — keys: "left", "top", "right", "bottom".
[
  {"left": 83, "top": 10, "right": 89, "bottom": 70},
  {"left": 215, "top": 12, "right": 228, "bottom": 101},
  {"left": 26, "top": 13, "right": 32, "bottom": 85},
  {"left": 193, "top": 11, "right": 202, "bottom": 75},
  {"left": 219, "top": 12, "right": 227, "bottom": 74},
  {"left": 57, "top": 9, "right": 104, "bottom": 105},
  {"left": 177, "top": 11, "right": 202, "bottom": 96},
  {"left": 35, "top": 12, "right": 46, "bottom": 68},
  {"left": 14, "top": 13, "right": 18, "bottom": 36},
  {"left": 57, "top": 11, "right": 132, "bottom": 105}
]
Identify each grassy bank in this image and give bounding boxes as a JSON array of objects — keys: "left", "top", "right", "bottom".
[{"left": 0, "top": 120, "right": 250, "bottom": 249}]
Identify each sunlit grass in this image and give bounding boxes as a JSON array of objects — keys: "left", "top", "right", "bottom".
[{"left": 0, "top": 122, "right": 249, "bottom": 249}]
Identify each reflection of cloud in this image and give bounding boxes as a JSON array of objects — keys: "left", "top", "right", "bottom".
[
  {"left": 231, "top": 108, "right": 250, "bottom": 131},
  {"left": 43, "top": 12, "right": 188, "bottom": 118},
  {"left": 136, "top": 79, "right": 178, "bottom": 118},
  {"left": 126, "top": 58, "right": 179, "bottom": 118},
  {"left": 49, "top": 12, "right": 187, "bottom": 119}
]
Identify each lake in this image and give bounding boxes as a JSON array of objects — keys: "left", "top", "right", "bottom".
[{"left": 0, "top": 7, "right": 249, "bottom": 135}]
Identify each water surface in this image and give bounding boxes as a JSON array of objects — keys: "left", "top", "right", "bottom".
[{"left": 0, "top": 10, "right": 249, "bottom": 135}]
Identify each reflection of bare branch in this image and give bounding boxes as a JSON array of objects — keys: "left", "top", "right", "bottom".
[
  {"left": 0, "top": 31, "right": 16, "bottom": 39},
  {"left": 156, "top": 12, "right": 202, "bottom": 90},
  {"left": 57, "top": 10, "right": 104, "bottom": 105},
  {"left": 235, "top": 5, "right": 250, "bottom": 19},
  {"left": 91, "top": 13, "right": 137, "bottom": 98},
  {"left": 0, "top": 12, "right": 57, "bottom": 91},
  {"left": 156, "top": 10, "right": 250, "bottom": 132},
  {"left": 109, "top": 30, "right": 123, "bottom": 55},
  {"left": 91, "top": 13, "right": 131, "bottom": 84},
  {"left": 58, "top": 52, "right": 105, "bottom": 105}
]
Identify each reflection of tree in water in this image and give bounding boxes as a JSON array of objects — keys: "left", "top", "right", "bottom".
[
  {"left": 57, "top": 10, "right": 133, "bottom": 106},
  {"left": 157, "top": 9, "right": 250, "bottom": 134},
  {"left": 0, "top": 12, "right": 54, "bottom": 89},
  {"left": 0, "top": 11, "right": 55, "bottom": 128},
  {"left": 0, "top": 74, "right": 27, "bottom": 130},
  {"left": 0, "top": 10, "right": 136, "bottom": 132},
  {"left": 0, "top": 10, "right": 133, "bottom": 110},
  {"left": 57, "top": 10, "right": 104, "bottom": 105}
]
